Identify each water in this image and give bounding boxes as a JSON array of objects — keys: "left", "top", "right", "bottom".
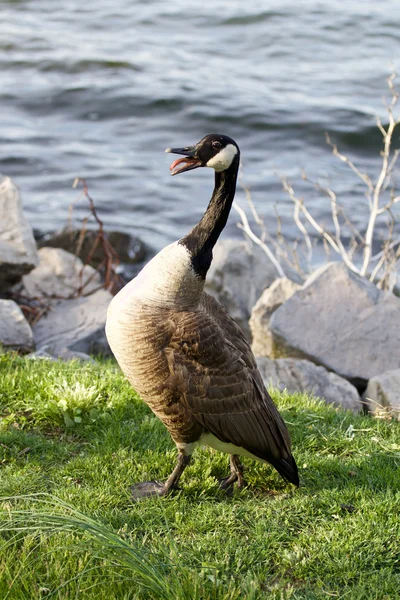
[{"left": 1, "top": 0, "right": 400, "bottom": 256}]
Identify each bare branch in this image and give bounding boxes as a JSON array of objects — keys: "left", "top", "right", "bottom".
[
  {"left": 232, "top": 200, "right": 286, "bottom": 278},
  {"left": 292, "top": 196, "right": 313, "bottom": 266},
  {"left": 316, "top": 184, "right": 357, "bottom": 270},
  {"left": 280, "top": 176, "right": 362, "bottom": 275},
  {"left": 325, "top": 132, "right": 374, "bottom": 195},
  {"left": 376, "top": 116, "right": 387, "bottom": 138},
  {"left": 361, "top": 74, "right": 400, "bottom": 276},
  {"left": 72, "top": 178, "right": 125, "bottom": 295},
  {"left": 370, "top": 236, "right": 400, "bottom": 262},
  {"left": 376, "top": 194, "right": 400, "bottom": 215},
  {"left": 336, "top": 206, "right": 364, "bottom": 246},
  {"left": 239, "top": 167, "right": 264, "bottom": 231},
  {"left": 370, "top": 210, "right": 396, "bottom": 288},
  {"left": 387, "top": 148, "right": 399, "bottom": 177},
  {"left": 369, "top": 250, "right": 387, "bottom": 284}
]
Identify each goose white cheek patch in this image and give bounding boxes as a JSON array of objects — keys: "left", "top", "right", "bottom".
[{"left": 206, "top": 144, "right": 238, "bottom": 171}]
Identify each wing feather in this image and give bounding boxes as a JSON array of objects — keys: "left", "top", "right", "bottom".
[{"left": 165, "top": 292, "right": 298, "bottom": 484}]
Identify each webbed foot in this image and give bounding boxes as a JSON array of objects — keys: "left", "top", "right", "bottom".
[
  {"left": 130, "top": 480, "right": 177, "bottom": 500},
  {"left": 131, "top": 452, "right": 191, "bottom": 500}
]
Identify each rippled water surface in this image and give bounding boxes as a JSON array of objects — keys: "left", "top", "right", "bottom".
[{"left": 1, "top": 0, "right": 400, "bottom": 251}]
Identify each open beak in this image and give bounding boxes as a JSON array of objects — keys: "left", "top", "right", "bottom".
[{"left": 165, "top": 145, "right": 203, "bottom": 176}]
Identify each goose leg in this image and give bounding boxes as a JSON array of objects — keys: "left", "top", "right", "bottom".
[
  {"left": 131, "top": 452, "right": 191, "bottom": 500},
  {"left": 218, "top": 454, "right": 246, "bottom": 492}
]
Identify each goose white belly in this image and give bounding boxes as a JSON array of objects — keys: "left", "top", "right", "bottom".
[{"left": 199, "top": 433, "right": 263, "bottom": 462}]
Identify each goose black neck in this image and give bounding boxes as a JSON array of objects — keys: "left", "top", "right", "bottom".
[{"left": 180, "top": 160, "right": 239, "bottom": 279}]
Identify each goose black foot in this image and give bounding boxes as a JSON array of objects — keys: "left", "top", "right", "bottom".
[
  {"left": 130, "top": 452, "right": 191, "bottom": 500},
  {"left": 218, "top": 454, "right": 245, "bottom": 493},
  {"left": 130, "top": 481, "right": 172, "bottom": 499}
]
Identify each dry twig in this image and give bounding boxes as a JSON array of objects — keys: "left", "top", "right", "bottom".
[
  {"left": 72, "top": 178, "right": 125, "bottom": 295},
  {"left": 232, "top": 199, "right": 286, "bottom": 278}
]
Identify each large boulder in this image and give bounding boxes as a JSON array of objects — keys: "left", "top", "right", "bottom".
[
  {"left": 256, "top": 356, "right": 361, "bottom": 412},
  {"left": 19, "top": 247, "right": 102, "bottom": 299},
  {"left": 0, "top": 299, "right": 34, "bottom": 353},
  {"left": 250, "top": 277, "right": 301, "bottom": 356},
  {"left": 205, "top": 239, "right": 279, "bottom": 338},
  {"left": 32, "top": 288, "right": 113, "bottom": 356},
  {"left": 0, "top": 176, "right": 39, "bottom": 289},
  {"left": 269, "top": 262, "right": 400, "bottom": 385},
  {"left": 362, "top": 369, "right": 400, "bottom": 413}
]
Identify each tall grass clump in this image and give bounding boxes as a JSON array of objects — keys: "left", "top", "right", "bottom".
[{"left": 1, "top": 494, "right": 250, "bottom": 600}]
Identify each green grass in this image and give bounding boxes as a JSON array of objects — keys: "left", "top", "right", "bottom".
[{"left": 0, "top": 353, "right": 399, "bottom": 599}]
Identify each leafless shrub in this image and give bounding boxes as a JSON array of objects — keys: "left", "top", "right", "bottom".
[
  {"left": 234, "top": 73, "right": 400, "bottom": 289},
  {"left": 71, "top": 178, "right": 125, "bottom": 295}
]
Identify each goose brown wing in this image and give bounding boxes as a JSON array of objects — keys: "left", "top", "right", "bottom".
[{"left": 165, "top": 293, "right": 295, "bottom": 473}]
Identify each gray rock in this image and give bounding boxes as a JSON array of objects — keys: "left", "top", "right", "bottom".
[
  {"left": 20, "top": 247, "right": 102, "bottom": 299},
  {"left": 32, "top": 288, "right": 113, "bottom": 356},
  {"left": 269, "top": 262, "right": 400, "bottom": 383},
  {"left": 257, "top": 356, "right": 361, "bottom": 412},
  {"left": 362, "top": 369, "right": 400, "bottom": 412},
  {"left": 250, "top": 278, "right": 301, "bottom": 356},
  {"left": 0, "top": 299, "right": 34, "bottom": 353},
  {"left": 0, "top": 176, "right": 39, "bottom": 289},
  {"left": 205, "top": 239, "right": 279, "bottom": 338}
]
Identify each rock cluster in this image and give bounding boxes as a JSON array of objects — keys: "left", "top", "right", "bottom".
[
  {"left": 249, "top": 259, "right": 400, "bottom": 414},
  {"left": 0, "top": 177, "right": 144, "bottom": 360},
  {"left": 206, "top": 239, "right": 400, "bottom": 414},
  {"left": 269, "top": 263, "right": 400, "bottom": 383},
  {"left": 1, "top": 176, "right": 399, "bottom": 416}
]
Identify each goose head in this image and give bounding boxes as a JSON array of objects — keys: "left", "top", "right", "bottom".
[{"left": 166, "top": 134, "right": 240, "bottom": 176}]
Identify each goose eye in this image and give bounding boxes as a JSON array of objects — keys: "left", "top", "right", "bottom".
[{"left": 212, "top": 141, "right": 222, "bottom": 150}]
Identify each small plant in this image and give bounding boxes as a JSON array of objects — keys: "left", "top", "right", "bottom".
[
  {"left": 49, "top": 380, "right": 100, "bottom": 427},
  {"left": 42, "top": 379, "right": 114, "bottom": 428}
]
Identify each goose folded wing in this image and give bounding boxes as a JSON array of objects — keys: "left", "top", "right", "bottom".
[{"left": 165, "top": 308, "right": 293, "bottom": 463}]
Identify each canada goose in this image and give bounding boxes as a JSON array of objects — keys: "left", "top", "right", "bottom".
[{"left": 106, "top": 134, "right": 299, "bottom": 498}]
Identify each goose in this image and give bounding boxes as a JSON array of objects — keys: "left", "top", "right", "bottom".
[{"left": 106, "top": 133, "right": 299, "bottom": 498}]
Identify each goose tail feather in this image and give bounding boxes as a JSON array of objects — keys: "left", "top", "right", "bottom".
[{"left": 270, "top": 454, "right": 299, "bottom": 487}]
